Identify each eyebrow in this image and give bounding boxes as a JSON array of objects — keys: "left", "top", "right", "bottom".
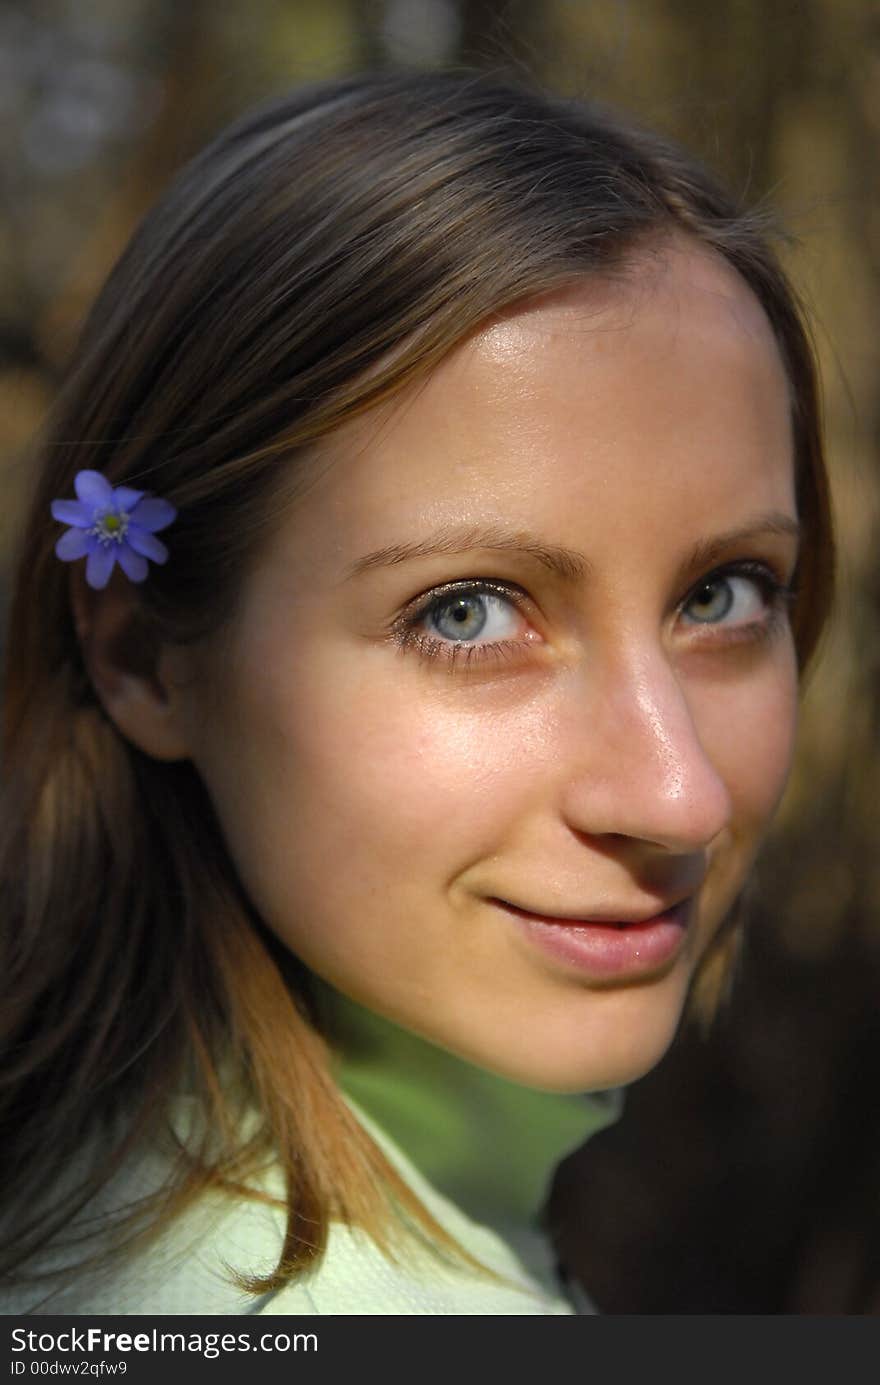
[
  {"left": 684, "top": 513, "right": 801, "bottom": 575},
  {"left": 344, "top": 513, "right": 801, "bottom": 584},
  {"left": 345, "top": 523, "right": 589, "bottom": 582}
]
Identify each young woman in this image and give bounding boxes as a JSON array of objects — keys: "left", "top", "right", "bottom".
[{"left": 0, "top": 68, "right": 833, "bottom": 1315}]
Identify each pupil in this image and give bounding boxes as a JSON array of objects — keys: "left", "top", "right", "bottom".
[
  {"left": 434, "top": 594, "right": 487, "bottom": 640},
  {"left": 690, "top": 578, "right": 732, "bottom": 621}
]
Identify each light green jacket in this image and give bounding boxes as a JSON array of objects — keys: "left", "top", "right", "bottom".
[{"left": 4, "top": 994, "right": 620, "bottom": 1316}]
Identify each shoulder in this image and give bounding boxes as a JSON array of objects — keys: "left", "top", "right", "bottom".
[
  {"left": 1, "top": 1193, "right": 568, "bottom": 1319},
  {"left": 1, "top": 1099, "right": 575, "bottom": 1317},
  {"left": 258, "top": 1101, "right": 576, "bottom": 1316},
  {"left": 0, "top": 1140, "right": 293, "bottom": 1316},
  {"left": 261, "top": 1223, "right": 577, "bottom": 1315},
  {"left": 3, "top": 1190, "right": 572, "bottom": 1318}
]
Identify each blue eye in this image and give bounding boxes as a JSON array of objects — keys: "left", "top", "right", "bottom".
[
  {"left": 681, "top": 569, "right": 780, "bottom": 627},
  {"left": 427, "top": 590, "right": 519, "bottom": 643}
]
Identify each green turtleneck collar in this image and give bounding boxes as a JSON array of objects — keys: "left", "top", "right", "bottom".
[{"left": 313, "top": 982, "right": 622, "bottom": 1229}]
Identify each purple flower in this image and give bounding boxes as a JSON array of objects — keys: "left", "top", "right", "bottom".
[{"left": 51, "top": 470, "right": 177, "bottom": 590}]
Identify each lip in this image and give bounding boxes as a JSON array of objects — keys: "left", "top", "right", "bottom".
[{"left": 489, "top": 896, "right": 693, "bottom": 979}]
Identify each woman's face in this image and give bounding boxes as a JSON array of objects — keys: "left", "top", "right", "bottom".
[{"left": 170, "top": 239, "right": 800, "bottom": 1091}]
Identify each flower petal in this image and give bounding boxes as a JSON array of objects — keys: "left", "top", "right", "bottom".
[
  {"left": 85, "top": 545, "right": 117, "bottom": 590},
  {"left": 74, "top": 470, "right": 115, "bottom": 509},
  {"left": 116, "top": 543, "right": 149, "bottom": 583},
  {"left": 126, "top": 526, "right": 169, "bottom": 563},
  {"left": 113, "top": 486, "right": 145, "bottom": 512},
  {"left": 55, "top": 528, "right": 92, "bottom": 561},
  {"left": 129, "top": 497, "right": 177, "bottom": 533},
  {"left": 51, "top": 499, "right": 92, "bottom": 527}
]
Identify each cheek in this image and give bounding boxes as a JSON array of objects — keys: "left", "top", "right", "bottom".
[
  {"left": 674, "top": 643, "right": 799, "bottom": 957},
  {"left": 281, "top": 664, "right": 549, "bottom": 872},
  {"left": 693, "top": 643, "right": 800, "bottom": 840},
  {"left": 204, "top": 649, "right": 546, "bottom": 910}
]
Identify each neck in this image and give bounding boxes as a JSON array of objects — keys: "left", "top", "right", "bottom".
[{"left": 313, "top": 982, "right": 621, "bottom": 1228}]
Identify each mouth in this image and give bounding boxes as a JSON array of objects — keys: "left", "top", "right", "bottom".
[
  {"left": 488, "top": 896, "right": 693, "bottom": 978},
  {"left": 488, "top": 897, "right": 691, "bottom": 928}
]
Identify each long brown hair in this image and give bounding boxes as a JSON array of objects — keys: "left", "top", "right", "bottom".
[{"left": 0, "top": 68, "right": 834, "bottom": 1293}]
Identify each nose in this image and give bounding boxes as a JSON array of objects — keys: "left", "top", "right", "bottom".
[{"left": 558, "top": 651, "right": 733, "bottom": 854}]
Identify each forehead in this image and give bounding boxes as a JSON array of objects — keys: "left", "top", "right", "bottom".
[
  {"left": 295, "top": 239, "right": 793, "bottom": 546},
  {"left": 476, "top": 235, "right": 782, "bottom": 365}
]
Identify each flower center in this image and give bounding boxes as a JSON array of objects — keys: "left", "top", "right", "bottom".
[{"left": 91, "top": 509, "right": 130, "bottom": 545}]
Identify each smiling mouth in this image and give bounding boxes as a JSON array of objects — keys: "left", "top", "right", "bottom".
[
  {"left": 488, "top": 897, "right": 691, "bottom": 930},
  {"left": 488, "top": 895, "right": 693, "bottom": 978}
]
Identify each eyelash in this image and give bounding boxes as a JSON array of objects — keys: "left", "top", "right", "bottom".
[
  {"left": 391, "top": 562, "right": 797, "bottom": 671},
  {"left": 392, "top": 579, "right": 529, "bottom": 671}
]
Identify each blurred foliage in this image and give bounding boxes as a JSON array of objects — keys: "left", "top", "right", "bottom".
[{"left": 1, "top": 0, "right": 877, "bottom": 1313}]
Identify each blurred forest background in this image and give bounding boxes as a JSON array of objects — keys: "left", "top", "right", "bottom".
[{"left": 1, "top": 0, "right": 877, "bottom": 1314}]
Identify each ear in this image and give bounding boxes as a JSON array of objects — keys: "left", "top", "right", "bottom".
[{"left": 72, "top": 568, "right": 192, "bottom": 762}]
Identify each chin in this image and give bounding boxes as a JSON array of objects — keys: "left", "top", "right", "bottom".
[{"left": 456, "top": 978, "right": 692, "bottom": 1093}]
